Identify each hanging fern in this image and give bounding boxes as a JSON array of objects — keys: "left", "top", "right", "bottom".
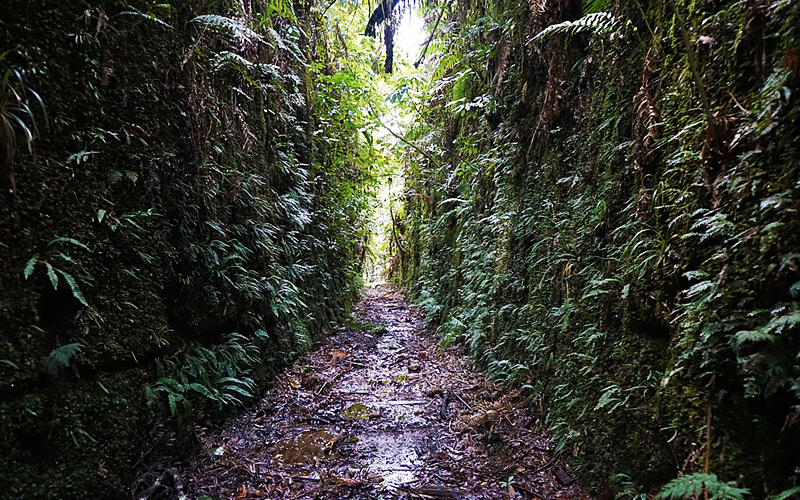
[
  {"left": 57, "top": 269, "right": 89, "bottom": 307},
  {"left": 531, "top": 12, "right": 620, "bottom": 43},
  {"left": 211, "top": 51, "right": 255, "bottom": 74},
  {"left": 192, "top": 15, "right": 266, "bottom": 45}
]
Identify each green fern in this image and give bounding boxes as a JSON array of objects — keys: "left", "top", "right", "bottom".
[
  {"left": 47, "top": 237, "right": 91, "bottom": 252},
  {"left": 118, "top": 7, "right": 172, "bottom": 28},
  {"left": 23, "top": 254, "right": 38, "bottom": 279},
  {"left": 44, "top": 343, "right": 84, "bottom": 376},
  {"left": 733, "top": 311, "right": 800, "bottom": 349},
  {"left": 1, "top": 359, "right": 19, "bottom": 369},
  {"left": 768, "top": 486, "right": 800, "bottom": 500},
  {"left": 584, "top": 0, "right": 612, "bottom": 14},
  {"left": 657, "top": 473, "right": 749, "bottom": 500},
  {"left": 192, "top": 15, "right": 265, "bottom": 45},
  {"left": 23, "top": 236, "right": 91, "bottom": 306},
  {"left": 531, "top": 12, "right": 619, "bottom": 43},
  {"left": 57, "top": 269, "right": 89, "bottom": 307}
]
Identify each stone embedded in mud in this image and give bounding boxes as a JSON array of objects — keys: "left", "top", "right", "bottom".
[
  {"left": 426, "top": 386, "right": 444, "bottom": 397},
  {"left": 273, "top": 430, "right": 336, "bottom": 463},
  {"left": 341, "top": 403, "right": 380, "bottom": 419}
]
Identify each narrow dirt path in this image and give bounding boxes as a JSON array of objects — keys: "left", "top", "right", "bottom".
[{"left": 181, "top": 286, "right": 585, "bottom": 499}]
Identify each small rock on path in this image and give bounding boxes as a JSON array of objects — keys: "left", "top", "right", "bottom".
[{"left": 179, "top": 286, "right": 586, "bottom": 499}]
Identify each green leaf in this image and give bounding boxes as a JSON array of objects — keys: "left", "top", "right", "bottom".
[
  {"left": 1, "top": 359, "right": 20, "bottom": 369},
  {"left": 45, "top": 262, "right": 59, "bottom": 289},
  {"left": 23, "top": 254, "right": 39, "bottom": 279},
  {"left": 97, "top": 209, "right": 107, "bottom": 223},
  {"left": 685, "top": 280, "right": 714, "bottom": 299},
  {"left": 223, "top": 384, "right": 253, "bottom": 398},
  {"left": 44, "top": 343, "right": 84, "bottom": 376},
  {"left": 584, "top": 0, "right": 612, "bottom": 14},
  {"left": 187, "top": 383, "right": 215, "bottom": 400},
  {"left": 657, "top": 473, "right": 748, "bottom": 500},
  {"left": 768, "top": 486, "right": 800, "bottom": 500},
  {"left": 48, "top": 237, "right": 91, "bottom": 252},
  {"left": 57, "top": 269, "right": 89, "bottom": 306},
  {"left": 167, "top": 393, "right": 182, "bottom": 416}
]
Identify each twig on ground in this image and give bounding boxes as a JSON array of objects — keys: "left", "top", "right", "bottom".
[
  {"left": 512, "top": 482, "right": 550, "bottom": 500},
  {"left": 316, "top": 369, "right": 349, "bottom": 395},
  {"left": 529, "top": 450, "right": 563, "bottom": 476},
  {"left": 448, "top": 389, "right": 472, "bottom": 411}
]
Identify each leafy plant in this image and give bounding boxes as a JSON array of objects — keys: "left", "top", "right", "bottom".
[
  {"left": 531, "top": 12, "right": 620, "bottom": 43},
  {"left": 24, "top": 237, "right": 91, "bottom": 307},
  {"left": 0, "top": 50, "right": 47, "bottom": 189},
  {"left": 656, "top": 473, "right": 749, "bottom": 500},
  {"left": 146, "top": 333, "right": 260, "bottom": 419},
  {"left": 44, "top": 343, "right": 84, "bottom": 376}
]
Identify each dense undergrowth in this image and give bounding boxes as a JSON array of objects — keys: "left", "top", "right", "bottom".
[
  {"left": 395, "top": 0, "right": 800, "bottom": 495},
  {"left": 0, "top": 0, "right": 381, "bottom": 497}
]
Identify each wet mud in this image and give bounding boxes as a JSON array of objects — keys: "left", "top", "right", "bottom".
[{"left": 180, "top": 286, "right": 587, "bottom": 499}]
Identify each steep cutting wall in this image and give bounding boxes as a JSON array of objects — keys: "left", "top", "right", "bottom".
[
  {"left": 0, "top": 1, "right": 374, "bottom": 498},
  {"left": 399, "top": 0, "right": 800, "bottom": 494}
]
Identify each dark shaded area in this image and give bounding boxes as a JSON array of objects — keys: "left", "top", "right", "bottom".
[
  {"left": 364, "top": 0, "right": 402, "bottom": 37},
  {"left": 364, "top": 0, "right": 403, "bottom": 72}
]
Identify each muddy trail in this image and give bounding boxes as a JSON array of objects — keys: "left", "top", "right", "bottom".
[{"left": 179, "top": 286, "right": 586, "bottom": 499}]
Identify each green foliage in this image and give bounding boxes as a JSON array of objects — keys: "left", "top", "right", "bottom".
[
  {"left": 531, "top": 12, "right": 620, "bottom": 43},
  {"left": 0, "top": 0, "right": 381, "bottom": 496},
  {"left": 768, "top": 487, "right": 800, "bottom": 500},
  {"left": 656, "top": 473, "right": 749, "bottom": 500},
  {"left": 0, "top": 49, "right": 47, "bottom": 185},
  {"left": 192, "top": 14, "right": 266, "bottom": 45},
  {"left": 584, "top": 0, "right": 612, "bottom": 15},
  {"left": 147, "top": 333, "right": 261, "bottom": 419},
  {"left": 23, "top": 236, "right": 92, "bottom": 307},
  {"left": 44, "top": 343, "right": 84, "bottom": 376},
  {"left": 398, "top": 0, "right": 800, "bottom": 493}
]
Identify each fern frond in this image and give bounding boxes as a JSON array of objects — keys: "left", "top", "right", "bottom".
[
  {"left": 531, "top": 12, "right": 619, "bottom": 43},
  {"left": 584, "top": 0, "right": 612, "bottom": 14},
  {"left": 187, "top": 382, "right": 216, "bottom": 400},
  {"left": 732, "top": 329, "right": 775, "bottom": 349},
  {"left": 45, "top": 262, "right": 59, "bottom": 289},
  {"left": 212, "top": 51, "right": 255, "bottom": 74},
  {"left": 657, "top": 473, "right": 749, "bottom": 500},
  {"left": 23, "top": 254, "right": 38, "bottom": 279},
  {"left": 118, "top": 8, "right": 172, "bottom": 28},
  {"left": 768, "top": 486, "right": 800, "bottom": 500},
  {"left": 44, "top": 343, "right": 83, "bottom": 376},
  {"left": 167, "top": 392, "right": 190, "bottom": 417},
  {"left": 57, "top": 269, "right": 89, "bottom": 307},
  {"left": 266, "top": 27, "right": 304, "bottom": 63},
  {"left": 192, "top": 15, "right": 266, "bottom": 45},
  {"left": 48, "top": 237, "right": 91, "bottom": 252},
  {"left": 1, "top": 359, "right": 19, "bottom": 369}
]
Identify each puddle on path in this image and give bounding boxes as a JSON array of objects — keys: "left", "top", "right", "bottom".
[
  {"left": 273, "top": 430, "right": 336, "bottom": 464},
  {"left": 178, "top": 286, "right": 587, "bottom": 500},
  {"left": 355, "top": 431, "right": 425, "bottom": 488}
]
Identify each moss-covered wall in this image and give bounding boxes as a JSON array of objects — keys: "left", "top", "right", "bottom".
[
  {"left": 0, "top": 1, "right": 373, "bottom": 497},
  {"left": 399, "top": 0, "right": 800, "bottom": 494}
]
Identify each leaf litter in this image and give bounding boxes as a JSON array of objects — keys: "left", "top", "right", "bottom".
[{"left": 179, "top": 286, "right": 588, "bottom": 499}]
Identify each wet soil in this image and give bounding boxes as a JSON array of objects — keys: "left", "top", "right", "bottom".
[{"left": 180, "top": 286, "right": 586, "bottom": 499}]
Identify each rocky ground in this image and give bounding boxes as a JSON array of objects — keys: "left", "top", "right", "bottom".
[{"left": 177, "top": 286, "right": 587, "bottom": 499}]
